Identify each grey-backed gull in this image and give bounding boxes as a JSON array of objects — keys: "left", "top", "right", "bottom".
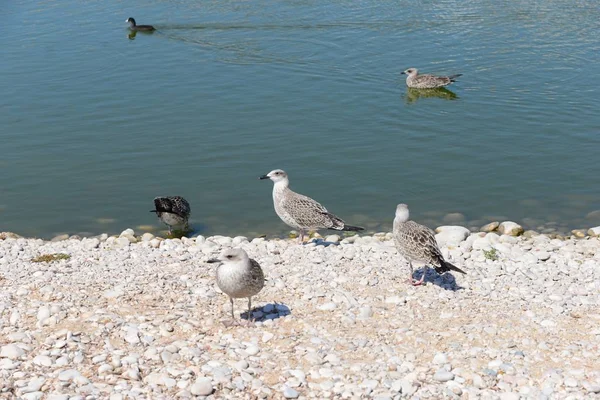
[
  {"left": 393, "top": 203, "right": 466, "bottom": 285},
  {"left": 260, "top": 169, "right": 364, "bottom": 242}
]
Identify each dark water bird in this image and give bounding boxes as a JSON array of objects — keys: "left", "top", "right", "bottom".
[
  {"left": 126, "top": 17, "right": 155, "bottom": 32},
  {"left": 208, "top": 248, "right": 265, "bottom": 326},
  {"left": 260, "top": 169, "right": 364, "bottom": 243},
  {"left": 393, "top": 204, "right": 466, "bottom": 286},
  {"left": 150, "top": 196, "right": 191, "bottom": 235},
  {"left": 401, "top": 68, "right": 462, "bottom": 89}
]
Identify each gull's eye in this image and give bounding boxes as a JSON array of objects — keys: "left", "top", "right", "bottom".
[{"left": 226, "top": 255, "right": 233, "bottom": 259}]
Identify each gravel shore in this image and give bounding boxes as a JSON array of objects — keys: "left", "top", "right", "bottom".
[{"left": 1, "top": 226, "right": 599, "bottom": 399}]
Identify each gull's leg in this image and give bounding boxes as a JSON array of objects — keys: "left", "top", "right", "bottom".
[
  {"left": 406, "top": 260, "right": 424, "bottom": 286},
  {"left": 411, "top": 265, "right": 426, "bottom": 286},
  {"left": 222, "top": 297, "right": 240, "bottom": 327},
  {"left": 298, "top": 230, "right": 304, "bottom": 244},
  {"left": 247, "top": 297, "right": 253, "bottom": 327}
]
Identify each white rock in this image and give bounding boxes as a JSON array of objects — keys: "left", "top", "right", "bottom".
[
  {"left": 262, "top": 332, "right": 274, "bottom": 343},
  {"left": 141, "top": 233, "right": 155, "bottom": 241},
  {"left": 10, "top": 310, "right": 21, "bottom": 325},
  {"left": 325, "top": 235, "right": 340, "bottom": 243},
  {"left": 33, "top": 355, "right": 52, "bottom": 367},
  {"left": 245, "top": 345, "right": 260, "bottom": 356},
  {"left": 190, "top": 377, "right": 213, "bottom": 396},
  {"left": 82, "top": 238, "right": 101, "bottom": 250},
  {"left": 587, "top": 226, "right": 600, "bottom": 236},
  {"left": 435, "top": 226, "right": 470, "bottom": 248},
  {"left": 22, "top": 377, "right": 45, "bottom": 393},
  {"left": 498, "top": 221, "right": 524, "bottom": 236},
  {"left": 22, "top": 393, "right": 44, "bottom": 400},
  {"left": 37, "top": 306, "right": 51, "bottom": 321},
  {"left": 283, "top": 387, "right": 299, "bottom": 399},
  {"left": 433, "top": 352, "right": 448, "bottom": 365},
  {"left": 58, "top": 369, "right": 81, "bottom": 381},
  {"left": 1, "top": 344, "right": 25, "bottom": 359},
  {"left": 433, "top": 369, "right": 454, "bottom": 382},
  {"left": 318, "top": 302, "right": 337, "bottom": 311},
  {"left": 120, "top": 228, "right": 135, "bottom": 237}
]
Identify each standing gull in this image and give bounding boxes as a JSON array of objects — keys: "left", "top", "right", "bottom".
[
  {"left": 260, "top": 169, "right": 364, "bottom": 242},
  {"left": 393, "top": 204, "right": 466, "bottom": 285},
  {"left": 401, "top": 68, "right": 462, "bottom": 89},
  {"left": 208, "top": 248, "right": 265, "bottom": 325},
  {"left": 150, "top": 196, "right": 191, "bottom": 235}
]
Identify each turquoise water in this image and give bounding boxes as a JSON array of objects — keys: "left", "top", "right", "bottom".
[{"left": 1, "top": 0, "right": 599, "bottom": 238}]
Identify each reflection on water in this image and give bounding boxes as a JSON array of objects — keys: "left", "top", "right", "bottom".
[{"left": 404, "top": 87, "right": 459, "bottom": 104}]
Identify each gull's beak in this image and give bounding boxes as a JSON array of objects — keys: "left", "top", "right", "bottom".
[
  {"left": 400, "top": 71, "right": 406, "bottom": 75},
  {"left": 259, "top": 174, "right": 270, "bottom": 180},
  {"left": 207, "top": 258, "right": 220, "bottom": 264},
  {"left": 149, "top": 209, "right": 157, "bottom": 213}
]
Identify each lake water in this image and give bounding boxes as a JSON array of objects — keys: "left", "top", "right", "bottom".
[{"left": 1, "top": 0, "right": 599, "bottom": 239}]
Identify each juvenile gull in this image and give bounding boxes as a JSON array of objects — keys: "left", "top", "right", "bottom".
[
  {"left": 393, "top": 203, "right": 466, "bottom": 285},
  {"left": 260, "top": 169, "right": 364, "bottom": 242},
  {"left": 401, "top": 68, "right": 462, "bottom": 89},
  {"left": 208, "top": 248, "right": 265, "bottom": 325},
  {"left": 150, "top": 196, "right": 191, "bottom": 235}
]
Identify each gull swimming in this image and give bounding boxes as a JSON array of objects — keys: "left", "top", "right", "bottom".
[
  {"left": 260, "top": 169, "right": 364, "bottom": 242},
  {"left": 208, "top": 248, "right": 265, "bottom": 325},
  {"left": 150, "top": 196, "right": 191, "bottom": 235},
  {"left": 401, "top": 68, "right": 462, "bottom": 89},
  {"left": 393, "top": 203, "right": 466, "bottom": 285}
]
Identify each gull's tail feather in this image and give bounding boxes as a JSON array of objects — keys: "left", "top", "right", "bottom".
[
  {"left": 435, "top": 258, "right": 466, "bottom": 275},
  {"left": 322, "top": 212, "right": 365, "bottom": 231},
  {"left": 341, "top": 225, "right": 364, "bottom": 232},
  {"left": 448, "top": 74, "right": 462, "bottom": 82}
]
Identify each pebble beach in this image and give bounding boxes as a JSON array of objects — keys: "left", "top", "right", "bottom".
[{"left": 1, "top": 222, "right": 600, "bottom": 400}]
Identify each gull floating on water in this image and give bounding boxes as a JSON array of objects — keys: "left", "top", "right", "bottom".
[
  {"left": 208, "top": 248, "right": 265, "bottom": 326},
  {"left": 401, "top": 68, "right": 462, "bottom": 89},
  {"left": 150, "top": 196, "right": 191, "bottom": 235},
  {"left": 393, "top": 204, "right": 466, "bottom": 285},
  {"left": 260, "top": 169, "right": 364, "bottom": 242}
]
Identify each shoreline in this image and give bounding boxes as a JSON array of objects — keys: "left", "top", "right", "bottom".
[
  {"left": 2, "top": 216, "right": 600, "bottom": 243},
  {"left": 1, "top": 222, "right": 600, "bottom": 399}
]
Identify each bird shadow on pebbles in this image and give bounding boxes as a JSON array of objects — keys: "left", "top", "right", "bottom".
[
  {"left": 305, "top": 238, "right": 339, "bottom": 247},
  {"left": 412, "top": 269, "right": 464, "bottom": 292},
  {"left": 241, "top": 303, "right": 291, "bottom": 322}
]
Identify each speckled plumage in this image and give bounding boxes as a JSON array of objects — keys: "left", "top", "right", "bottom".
[
  {"left": 150, "top": 196, "right": 191, "bottom": 233},
  {"left": 260, "top": 169, "right": 363, "bottom": 242},
  {"left": 393, "top": 204, "right": 465, "bottom": 285},
  {"left": 402, "top": 68, "right": 461, "bottom": 89},
  {"left": 208, "top": 248, "right": 265, "bottom": 324}
]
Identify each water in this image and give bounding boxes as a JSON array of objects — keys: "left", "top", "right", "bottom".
[{"left": 1, "top": 0, "right": 599, "bottom": 239}]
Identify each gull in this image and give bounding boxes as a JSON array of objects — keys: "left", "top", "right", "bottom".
[
  {"left": 401, "top": 68, "right": 462, "bottom": 89},
  {"left": 150, "top": 196, "right": 191, "bottom": 235},
  {"left": 260, "top": 169, "right": 364, "bottom": 242},
  {"left": 208, "top": 248, "right": 265, "bottom": 326},
  {"left": 393, "top": 203, "right": 466, "bottom": 285}
]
